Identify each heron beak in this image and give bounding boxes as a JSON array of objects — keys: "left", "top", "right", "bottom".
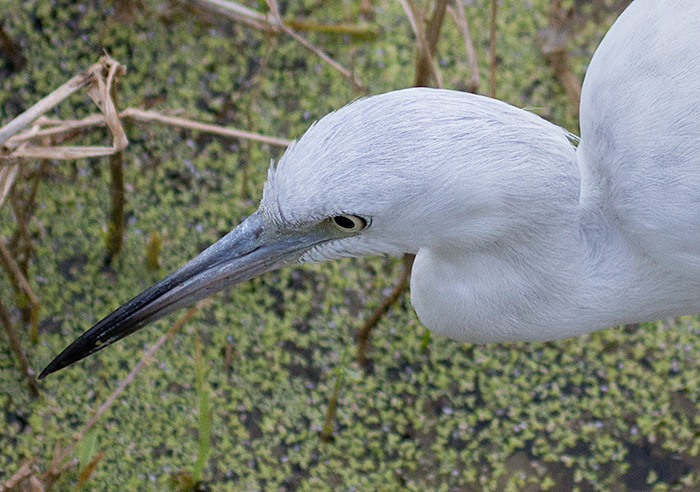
[{"left": 39, "top": 211, "right": 323, "bottom": 379}]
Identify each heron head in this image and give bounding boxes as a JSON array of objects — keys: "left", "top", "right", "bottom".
[
  {"left": 260, "top": 87, "right": 529, "bottom": 260},
  {"left": 40, "top": 87, "right": 574, "bottom": 378}
]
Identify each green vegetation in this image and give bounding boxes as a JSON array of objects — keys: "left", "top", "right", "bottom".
[
  {"left": 3, "top": 0, "right": 700, "bottom": 490},
  {"left": 193, "top": 329, "right": 212, "bottom": 484}
]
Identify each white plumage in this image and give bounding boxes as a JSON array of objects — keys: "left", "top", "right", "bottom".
[
  {"left": 41, "top": 0, "right": 700, "bottom": 377},
  {"left": 263, "top": 0, "right": 700, "bottom": 342}
]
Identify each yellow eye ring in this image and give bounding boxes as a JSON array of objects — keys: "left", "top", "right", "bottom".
[{"left": 331, "top": 214, "right": 368, "bottom": 232}]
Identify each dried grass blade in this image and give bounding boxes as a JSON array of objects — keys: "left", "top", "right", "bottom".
[
  {"left": 447, "top": 2, "right": 480, "bottom": 92},
  {"left": 121, "top": 108, "right": 291, "bottom": 148},
  {"left": 0, "top": 165, "right": 18, "bottom": 208},
  {"left": 0, "top": 56, "right": 114, "bottom": 148}
]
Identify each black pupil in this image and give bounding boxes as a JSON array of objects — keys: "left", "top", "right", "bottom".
[{"left": 334, "top": 215, "right": 358, "bottom": 229}]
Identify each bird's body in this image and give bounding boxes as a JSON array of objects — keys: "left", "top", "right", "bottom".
[
  {"left": 578, "top": 0, "right": 700, "bottom": 280},
  {"left": 41, "top": 0, "right": 700, "bottom": 377},
  {"left": 575, "top": 0, "right": 700, "bottom": 334},
  {"left": 424, "top": 0, "right": 700, "bottom": 341}
]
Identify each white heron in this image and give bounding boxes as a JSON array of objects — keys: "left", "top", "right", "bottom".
[{"left": 40, "top": 0, "right": 700, "bottom": 378}]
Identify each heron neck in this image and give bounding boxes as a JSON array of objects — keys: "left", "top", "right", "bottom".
[
  {"left": 412, "top": 142, "right": 698, "bottom": 344},
  {"left": 575, "top": 148, "right": 700, "bottom": 331}
]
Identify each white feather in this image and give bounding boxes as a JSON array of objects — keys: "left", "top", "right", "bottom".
[{"left": 260, "top": 0, "right": 700, "bottom": 343}]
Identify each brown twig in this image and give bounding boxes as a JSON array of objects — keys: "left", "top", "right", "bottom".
[
  {"left": 38, "top": 442, "right": 75, "bottom": 491},
  {"left": 415, "top": 0, "right": 449, "bottom": 87},
  {"left": 0, "top": 238, "right": 40, "bottom": 309},
  {"left": 1, "top": 458, "right": 37, "bottom": 492},
  {"left": 357, "top": 254, "right": 415, "bottom": 366},
  {"left": 489, "top": 0, "right": 498, "bottom": 98},
  {"left": 105, "top": 151, "right": 125, "bottom": 264},
  {"left": 8, "top": 191, "right": 32, "bottom": 270},
  {"left": 6, "top": 162, "right": 45, "bottom": 270},
  {"left": 77, "top": 451, "right": 105, "bottom": 489},
  {"left": 447, "top": 1, "right": 480, "bottom": 92},
  {"left": 0, "top": 297, "right": 39, "bottom": 398},
  {"left": 4, "top": 131, "right": 41, "bottom": 329},
  {"left": 398, "top": 0, "right": 444, "bottom": 88},
  {"left": 9, "top": 190, "right": 40, "bottom": 339},
  {"left": 541, "top": 0, "right": 581, "bottom": 116},
  {"left": 320, "top": 374, "right": 341, "bottom": 442},
  {"left": 266, "top": 0, "right": 366, "bottom": 91}
]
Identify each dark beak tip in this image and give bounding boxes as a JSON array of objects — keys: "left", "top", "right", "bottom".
[
  {"left": 38, "top": 356, "right": 66, "bottom": 380},
  {"left": 39, "top": 212, "right": 300, "bottom": 378}
]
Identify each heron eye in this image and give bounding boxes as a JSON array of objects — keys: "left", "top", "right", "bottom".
[{"left": 331, "top": 214, "right": 367, "bottom": 232}]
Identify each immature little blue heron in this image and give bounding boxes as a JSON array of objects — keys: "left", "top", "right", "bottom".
[{"left": 40, "top": 0, "right": 700, "bottom": 379}]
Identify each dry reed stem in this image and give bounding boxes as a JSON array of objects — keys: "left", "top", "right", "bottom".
[
  {"left": 266, "top": 0, "right": 366, "bottom": 91},
  {"left": 4, "top": 114, "right": 105, "bottom": 146},
  {"left": 0, "top": 56, "right": 125, "bottom": 153},
  {"left": 0, "top": 55, "right": 128, "bottom": 162},
  {"left": 398, "top": 0, "right": 444, "bottom": 88},
  {"left": 0, "top": 123, "right": 42, "bottom": 208},
  {"left": 447, "top": 1, "right": 480, "bottom": 92},
  {"left": 193, "top": 0, "right": 366, "bottom": 91},
  {"left": 0, "top": 165, "right": 18, "bottom": 208},
  {"left": 1, "top": 109, "right": 290, "bottom": 162},
  {"left": 121, "top": 108, "right": 291, "bottom": 148},
  {"left": 192, "top": 0, "right": 269, "bottom": 30},
  {"left": 0, "top": 56, "right": 290, "bottom": 158},
  {"left": 105, "top": 76, "right": 125, "bottom": 264},
  {"left": 4, "top": 54, "right": 127, "bottom": 161},
  {"left": 86, "top": 55, "right": 128, "bottom": 150}
]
